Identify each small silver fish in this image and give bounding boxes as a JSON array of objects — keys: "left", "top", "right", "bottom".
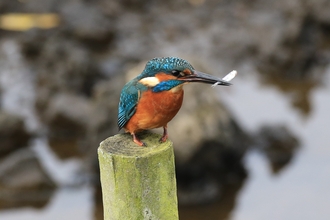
[{"left": 212, "top": 70, "right": 237, "bottom": 87}]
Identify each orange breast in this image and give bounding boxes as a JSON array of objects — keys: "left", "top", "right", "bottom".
[{"left": 124, "top": 88, "right": 184, "bottom": 134}]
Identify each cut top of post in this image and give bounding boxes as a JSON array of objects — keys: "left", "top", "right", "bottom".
[{"left": 98, "top": 131, "right": 173, "bottom": 157}]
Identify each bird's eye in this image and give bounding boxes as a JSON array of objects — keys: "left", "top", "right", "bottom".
[{"left": 171, "top": 70, "right": 182, "bottom": 77}]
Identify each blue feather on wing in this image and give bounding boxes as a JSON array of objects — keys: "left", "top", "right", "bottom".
[{"left": 117, "top": 80, "right": 147, "bottom": 130}]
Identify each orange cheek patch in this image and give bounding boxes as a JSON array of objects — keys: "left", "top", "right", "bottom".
[
  {"left": 182, "top": 69, "right": 192, "bottom": 75},
  {"left": 155, "top": 72, "right": 177, "bottom": 81}
]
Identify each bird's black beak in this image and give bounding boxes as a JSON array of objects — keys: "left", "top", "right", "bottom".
[{"left": 179, "top": 70, "right": 232, "bottom": 86}]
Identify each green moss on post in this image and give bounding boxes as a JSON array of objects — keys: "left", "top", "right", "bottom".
[{"left": 98, "top": 132, "right": 178, "bottom": 220}]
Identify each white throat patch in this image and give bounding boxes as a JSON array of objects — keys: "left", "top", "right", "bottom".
[{"left": 139, "top": 77, "right": 160, "bottom": 87}]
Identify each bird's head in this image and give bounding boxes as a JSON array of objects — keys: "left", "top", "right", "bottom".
[{"left": 137, "top": 57, "right": 231, "bottom": 92}]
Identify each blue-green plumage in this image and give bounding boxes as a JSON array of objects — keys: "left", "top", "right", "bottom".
[
  {"left": 118, "top": 79, "right": 147, "bottom": 129},
  {"left": 118, "top": 57, "right": 195, "bottom": 130},
  {"left": 152, "top": 80, "right": 184, "bottom": 92},
  {"left": 139, "top": 57, "right": 194, "bottom": 78}
]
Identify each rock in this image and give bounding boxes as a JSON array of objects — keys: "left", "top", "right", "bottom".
[
  {"left": 257, "top": 15, "right": 330, "bottom": 81},
  {"left": 176, "top": 136, "right": 248, "bottom": 205},
  {"left": 0, "top": 0, "right": 56, "bottom": 12},
  {"left": 0, "top": 111, "right": 31, "bottom": 157},
  {"left": 89, "top": 74, "right": 125, "bottom": 141},
  {"left": 42, "top": 93, "right": 93, "bottom": 159},
  {"left": 34, "top": 35, "right": 101, "bottom": 97},
  {"left": 255, "top": 125, "right": 300, "bottom": 174},
  {"left": 80, "top": 74, "right": 126, "bottom": 172},
  {"left": 35, "top": 73, "right": 124, "bottom": 161},
  {"left": 0, "top": 148, "right": 56, "bottom": 209},
  {"left": 60, "top": 1, "right": 115, "bottom": 42},
  {"left": 307, "top": 0, "right": 330, "bottom": 24}
]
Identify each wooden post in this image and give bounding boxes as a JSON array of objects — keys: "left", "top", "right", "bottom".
[{"left": 98, "top": 132, "right": 178, "bottom": 220}]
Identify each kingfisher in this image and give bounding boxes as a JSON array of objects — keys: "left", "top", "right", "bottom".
[{"left": 118, "top": 57, "right": 234, "bottom": 146}]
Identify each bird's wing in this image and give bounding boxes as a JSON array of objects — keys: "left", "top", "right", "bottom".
[{"left": 118, "top": 80, "right": 146, "bottom": 130}]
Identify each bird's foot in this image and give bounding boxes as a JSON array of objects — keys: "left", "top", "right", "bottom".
[
  {"left": 159, "top": 135, "right": 168, "bottom": 143},
  {"left": 132, "top": 133, "right": 146, "bottom": 147},
  {"left": 159, "top": 126, "right": 168, "bottom": 143}
]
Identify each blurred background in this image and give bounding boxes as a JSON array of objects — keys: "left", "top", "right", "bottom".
[{"left": 0, "top": 0, "right": 329, "bottom": 219}]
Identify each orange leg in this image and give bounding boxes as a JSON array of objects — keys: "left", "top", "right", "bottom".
[
  {"left": 132, "top": 133, "right": 146, "bottom": 147},
  {"left": 160, "top": 125, "right": 168, "bottom": 143}
]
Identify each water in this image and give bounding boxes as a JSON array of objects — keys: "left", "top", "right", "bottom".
[
  {"left": 0, "top": 40, "right": 329, "bottom": 219},
  {"left": 222, "top": 67, "right": 330, "bottom": 220},
  {"left": 0, "top": 187, "right": 94, "bottom": 220}
]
